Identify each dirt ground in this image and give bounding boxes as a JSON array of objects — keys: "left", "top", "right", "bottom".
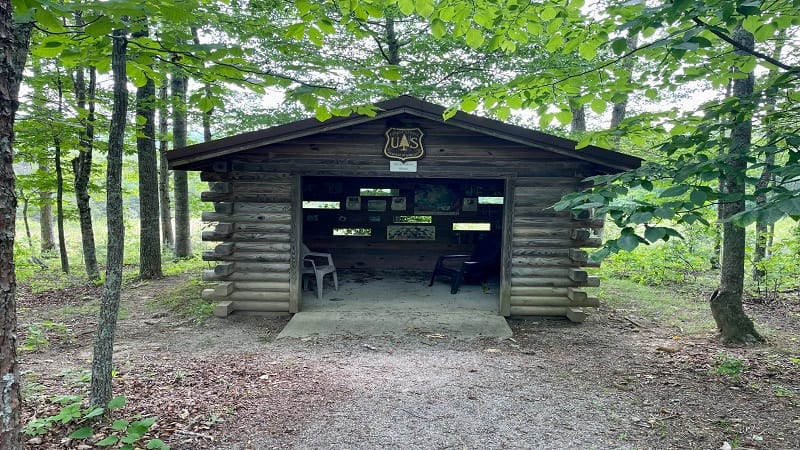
[{"left": 16, "top": 274, "right": 800, "bottom": 450}]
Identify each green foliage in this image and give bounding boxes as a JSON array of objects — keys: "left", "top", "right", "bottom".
[
  {"left": 713, "top": 353, "right": 747, "bottom": 381},
  {"left": 147, "top": 278, "right": 214, "bottom": 323},
  {"left": 749, "top": 232, "right": 800, "bottom": 300},
  {"left": 21, "top": 320, "right": 68, "bottom": 352},
  {"left": 598, "top": 222, "right": 714, "bottom": 285},
  {"left": 24, "top": 395, "right": 169, "bottom": 450}
]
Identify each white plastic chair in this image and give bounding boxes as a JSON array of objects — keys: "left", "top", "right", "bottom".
[{"left": 301, "top": 244, "right": 338, "bottom": 299}]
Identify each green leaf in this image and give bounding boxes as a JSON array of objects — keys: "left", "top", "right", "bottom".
[
  {"left": 108, "top": 396, "right": 126, "bottom": 410},
  {"left": 314, "top": 107, "right": 332, "bottom": 122},
  {"left": 126, "top": 64, "right": 148, "bottom": 88},
  {"left": 610, "top": 37, "right": 627, "bottom": 55},
  {"left": 465, "top": 28, "right": 485, "bottom": 49},
  {"left": 146, "top": 438, "right": 167, "bottom": 449},
  {"left": 653, "top": 207, "right": 675, "bottom": 219},
  {"left": 689, "top": 189, "right": 707, "bottom": 205},
  {"left": 539, "top": 113, "right": 553, "bottom": 128},
  {"left": 540, "top": 6, "right": 557, "bottom": 20},
  {"left": 69, "top": 427, "right": 94, "bottom": 439},
  {"left": 33, "top": 7, "right": 66, "bottom": 32},
  {"left": 112, "top": 419, "right": 130, "bottom": 431},
  {"left": 398, "top": 0, "right": 414, "bottom": 16},
  {"left": 416, "top": 0, "right": 435, "bottom": 18},
  {"left": 590, "top": 98, "right": 606, "bottom": 115},
  {"left": 660, "top": 185, "right": 689, "bottom": 198},
  {"left": 97, "top": 435, "right": 120, "bottom": 446},
  {"left": 578, "top": 41, "right": 597, "bottom": 60},
  {"left": 431, "top": 19, "right": 446, "bottom": 38},
  {"left": 640, "top": 180, "right": 653, "bottom": 191},
  {"left": 84, "top": 407, "right": 105, "bottom": 419},
  {"left": 555, "top": 110, "right": 573, "bottom": 125},
  {"left": 629, "top": 211, "right": 653, "bottom": 224},
  {"left": 380, "top": 66, "right": 402, "bottom": 81},
  {"left": 307, "top": 26, "right": 324, "bottom": 46},
  {"left": 460, "top": 97, "right": 478, "bottom": 113},
  {"left": 285, "top": 23, "right": 305, "bottom": 40},
  {"left": 198, "top": 96, "right": 214, "bottom": 113},
  {"left": 545, "top": 34, "right": 563, "bottom": 53},
  {"left": 617, "top": 233, "right": 640, "bottom": 252},
  {"left": 644, "top": 226, "right": 667, "bottom": 242},
  {"left": 84, "top": 16, "right": 114, "bottom": 36}
]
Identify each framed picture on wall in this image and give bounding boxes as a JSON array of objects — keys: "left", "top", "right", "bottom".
[
  {"left": 387, "top": 225, "right": 436, "bottom": 241},
  {"left": 414, "top": 183, "right": 460, "bottom": 215},
  {"left": 367, "top": 200, "right": 387, "bottom": 211},
  {"left": 391, "top": 196, "right": 407, "bottom": 211},
  {"left": 346, "top": 196, "right": 361, "bottom": 211}
]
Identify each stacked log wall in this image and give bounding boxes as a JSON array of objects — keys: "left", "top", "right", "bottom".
[
  {"left": 509, "top": 177, "right": 602, "bottom": 322},
  {"left": 200, "top": 170, "right": 294, "bottom": 315}
]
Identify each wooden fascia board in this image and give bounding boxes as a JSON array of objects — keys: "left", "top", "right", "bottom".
[
  {"left": 168, "top": 109, "right": 412, "bottom": 169},
  {"left": 404, "top": 108, "right": 640, "bottom": 172}
]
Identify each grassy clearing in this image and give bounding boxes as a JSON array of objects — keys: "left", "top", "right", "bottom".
[
  {"left": 144, "top": 274, "right": 215, "bottom": 324},
  {"left": 594, "top": 276, "right": 717, "bottom": 334}
]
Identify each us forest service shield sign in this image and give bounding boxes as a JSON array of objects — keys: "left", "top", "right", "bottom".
[{"left": 384, "top": 128, "right": 425, "bottom": 162}]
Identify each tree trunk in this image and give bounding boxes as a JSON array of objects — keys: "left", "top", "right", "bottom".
[
  {"left": 609, "top": 17, "right": 639, "bottom": 130},
  {"left": 752, "top": 33, "right": 784, "bottom": 281},
  {"left": 53, "top": 75, "right": 68, "bottom": 273},
  {"left": 158, "top": 85, "right": 174, "bottom": 248},
  {"left": 570, "top": 103, "right": 586, "bottom": 133},
  {"left": 137, "top": 77, "right": 162, "bottom": 279},
  {"left": 709, "top": 26, "right": 761, "bottom": 343},
  {"left": 0, "top": 13, "right": 32, "bottom": 449},
  {"left": 71, "top": 14, "right": 99, "bottom": 282},
  {"left": 90, "top": 27, "right": 127, "bottom": 408},
  {"left": 19, "top": 189, "right": 32, "bottom": 248},
  {"left": 37, "top": 162, "right": 55, "bottom": 253},
  {"left": 172, "top": 73, "right": 191, "bottom": 258},
  {"left": 191, "top": 28, "right": 214, "bottom": 143},
  {"left": 53, "top": 135, "right": 68, "bottom": 273}
]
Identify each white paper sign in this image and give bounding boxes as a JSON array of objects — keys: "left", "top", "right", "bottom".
[{"left": 390, "top": 161, "right": 418, "bottom": 172}]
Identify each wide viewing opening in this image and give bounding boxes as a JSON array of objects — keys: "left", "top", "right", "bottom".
[{"left": 300, "top": 176, "right": 506, "bottom": 313}]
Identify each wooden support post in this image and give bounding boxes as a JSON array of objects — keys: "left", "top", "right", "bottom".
[
  {"left": 569, "top": 248, "right": 588, "bottom": 263},
  {"left": 585, "top": 275, "right": 600, "bottom": 287},
  {"left": 571, "top": 228, "right": 591, "bottom": 241},
  {"left": 567, "top": 287, "right": 588, "bottom": 302},
  {"left": 569, "top": 268, "right": 588, "bottom": 282},
  {"left": 566, "top": 307, "right": 588, "bottom": 323},
  {"left": 214, "top": 202, "right": 234, "bottom": 214},
  {"left": 213, "top": 301, "right": 234, "bottom": 317},
  {"left": 215, "top": 242, "right": 235, "bottom": 255},
  {"left": 214, "top": 263, "right": 235, "bottom": 277},
  {"left": 209, "top": 182, "right": 231, "bottom": 193}
]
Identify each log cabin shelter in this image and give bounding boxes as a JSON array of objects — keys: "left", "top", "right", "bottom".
[{"left": 167, "top": 95, "right": 641, "bottom": 323}]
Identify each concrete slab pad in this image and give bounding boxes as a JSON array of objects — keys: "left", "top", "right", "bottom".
[{"left": 276, "top": 311, "right": 513, "bottom": 340}]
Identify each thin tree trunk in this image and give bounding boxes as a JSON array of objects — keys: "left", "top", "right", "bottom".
[
  {"left": 0, "top": 13, "right": 32, "bottom": 449},
  {"left": 71, "top": 13, "right": 99, "bottom": 282},
  {"left": 158, "top": 85, "right": 174, "bottom": 247},
  {"left": 709, "top": 26, "right": 761, "bottom": 343},
  {"left": 53, "top": 75, "right": 68, "bottom": 273},
  {"left": 753, "top": 32, "right": 784, "bottom": 280},
  {"left": 137, "top": 76, "right": 162, "bottom": 279},
  {"left": 19, "top": 189, "right": 32, "bottom": 248},
  {"left": 191, "top": 28, "right": 214, "bottom": 143},
  {"left": 609, "top": 11, "right": 640, "bottom": 130},
  {"left": 570, "top": 103, "right": 586, "bottom": 132},
  {"left": 90, "top": 27, "right": 127, "bottom": 408},
  {"left": 172, "top": 73, "right": 191, "bottom": 258},
  {"left": 37, "top": 162, "right": 55, "bottom": 253}
]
